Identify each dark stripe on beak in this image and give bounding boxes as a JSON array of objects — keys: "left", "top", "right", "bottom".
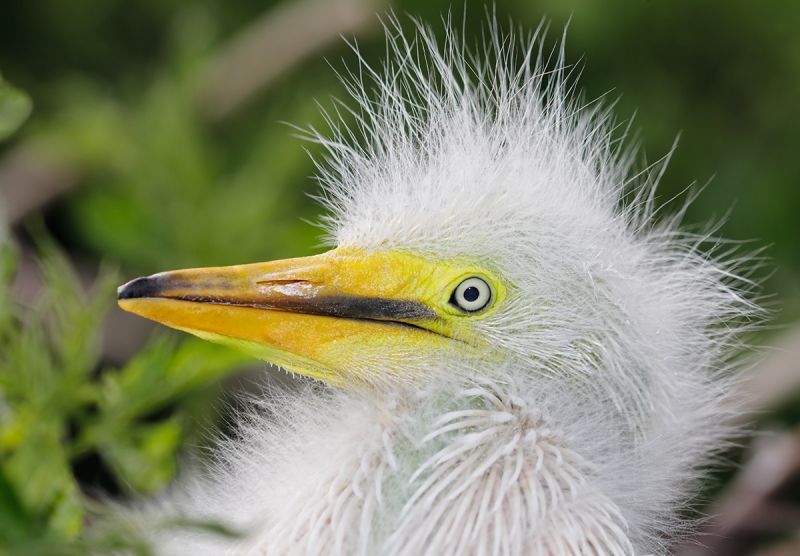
[{"left": 118, "top": 275, "right": 436, "bottom": 322}]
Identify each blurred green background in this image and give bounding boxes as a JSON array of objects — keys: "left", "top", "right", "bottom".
[{"left": 0, "top": 0, "right": 798, "bottom": 554}]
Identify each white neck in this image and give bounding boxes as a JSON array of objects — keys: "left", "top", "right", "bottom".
[{"left": 218, "top": 377, "right": 636, "bottom": 556}]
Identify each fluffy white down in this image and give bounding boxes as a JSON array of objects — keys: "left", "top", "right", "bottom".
[{"left": 156, "top": 16, "right": 763, "bottom": 556}]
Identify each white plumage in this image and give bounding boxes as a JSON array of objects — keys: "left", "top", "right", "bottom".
[{"left": 153, "top": 17, "right": 762, "bottom": 556}]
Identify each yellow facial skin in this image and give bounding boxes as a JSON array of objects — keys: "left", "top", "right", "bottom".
[{"left": 117, "top": 247, "right": 507, "bottom": 386}]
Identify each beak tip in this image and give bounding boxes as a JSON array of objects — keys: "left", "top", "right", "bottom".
[{"left": 117, "top": 276, "right": 160, "bottom": 301}]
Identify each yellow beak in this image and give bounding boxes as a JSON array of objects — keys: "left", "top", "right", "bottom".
[{"left": 117, "top": 248, "right": 484, "bottom": 386}]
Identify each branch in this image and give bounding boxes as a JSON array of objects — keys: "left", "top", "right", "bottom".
[
  {"left": 201, "top": 0, "right": 385, "bottom": 120},
  {"left": 672, "top": 427, "right": 800, "bottom": 555},
  {"left": 0, "top": 143, "right": 78, "bottom": 227},
  {"left": 733, "top": 328, "right": 800, "bottom": 421}
]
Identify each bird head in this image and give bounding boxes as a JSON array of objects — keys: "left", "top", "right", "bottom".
[
  {"left": 118, "top": 247, "right": 509, "bottom": 386},
  {"left": 117, "top": 20, "right": 756, "bottom": 446}
]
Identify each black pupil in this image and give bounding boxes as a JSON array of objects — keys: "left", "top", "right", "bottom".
[{"left": 463, "top": 286, "right": 480, "bottom": 302}]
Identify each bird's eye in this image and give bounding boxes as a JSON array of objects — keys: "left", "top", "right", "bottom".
[{"left": 450, "top": 277, "right": 492, "bottom": 313}]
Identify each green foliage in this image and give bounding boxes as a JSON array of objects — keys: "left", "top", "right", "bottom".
[
  {"left": 0, "top": 235, "right": 106, "bottom": 541},
  {"left": 35, "top": 9, "right": 329, "bottom": 273},
  {"left": 50, "top": 80, "right": 325, "bottom": 271},
  {"left": 0, "top": 75, "right": 32, "bottom": 141},
  {"left": 0, "top": 231, "right": 251, "bottom": 552},
  {"left": 82, "top": 336, "right": 253, "bottom": 493}
]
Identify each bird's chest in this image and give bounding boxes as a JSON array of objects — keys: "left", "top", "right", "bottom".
[{"left": 238, "top": 382, "right": 634, "bottom": 556}]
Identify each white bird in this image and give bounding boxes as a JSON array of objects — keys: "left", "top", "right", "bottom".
[{"left": 118, "top": 17, "right": 762, "bottom": 556}]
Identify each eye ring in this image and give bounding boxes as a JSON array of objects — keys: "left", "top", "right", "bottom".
[{"left": 449, "top": 277, "right": 492, "bottom": 313}]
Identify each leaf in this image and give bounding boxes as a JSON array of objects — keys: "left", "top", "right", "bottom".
[
  {"left": 99, "top": 418, "right": 183, "bottom": 494},
  {"left": 3, "top": 422, "right": 83, "bottom": 539},
  {"left": 76, "top": 336, "right": 250, "bottom": 493},
  {"left": 31, "top": 223, "right": 119, "bottom": 379},
  {"left": 0, "top": 75, "right": 32, "bottom": 142},
  {"left": 100, "top": 336, "right": 252, "bottom": 419},
  {"left": 0, "top": 466, "right": 39, "bottom": 545}
]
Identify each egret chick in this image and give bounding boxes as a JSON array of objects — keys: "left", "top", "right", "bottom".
[{"left": 118, "top": 18, "right": 762, "bottom": 556}]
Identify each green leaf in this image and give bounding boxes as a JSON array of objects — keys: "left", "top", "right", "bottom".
[
  {"left": 0, "top": 466, "right": 39, "bottom": 545},
  {"left": 3, "top": 422, "right": 83, "bottom": 539},
  {"left": 101, "top": 336, "right": 252, "bottom": 419},
  {"left": 0, "top": 244, "right": 18, "bottom": 342},
  {"left": 0, "top": 75, "right": 32, "bottom": 142},
  {"left": 32, "top": 225, "right": 119, "bottom": 379},
  {"left": 74, "top": 336, "right": 250, "bottom": 494},
  {"left": 100, "top": 418, "right": 183, "bottom": 494}
]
